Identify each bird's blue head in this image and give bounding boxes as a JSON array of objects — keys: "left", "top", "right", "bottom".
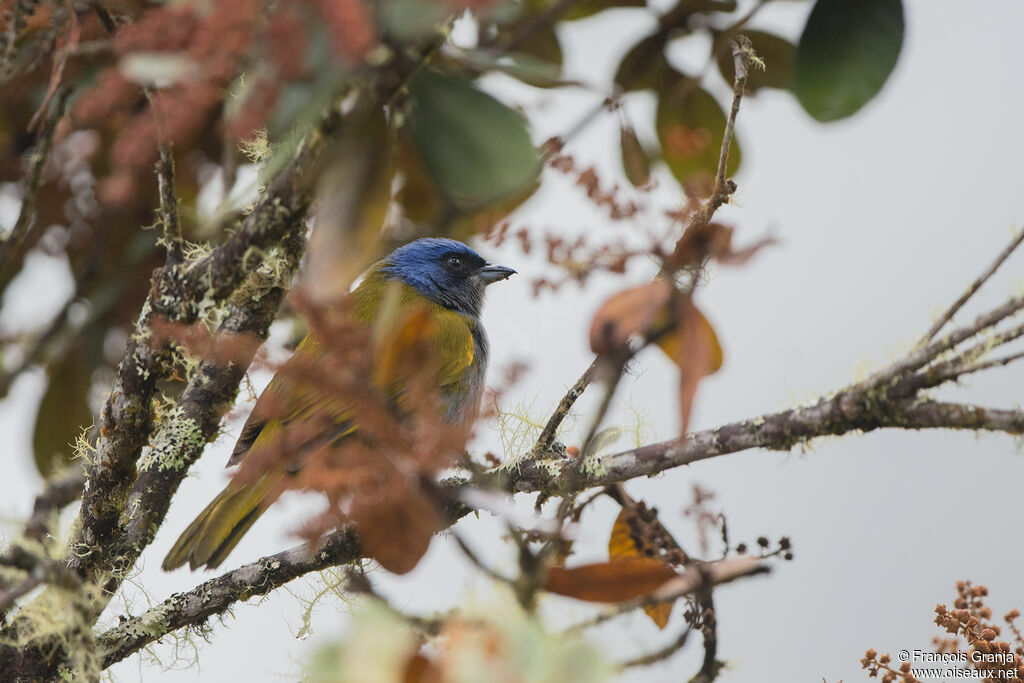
[{"left": 380, "top": 238, "right": 516, "bottom": 318}]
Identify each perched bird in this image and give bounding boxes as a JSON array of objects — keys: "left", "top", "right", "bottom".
[{"left": 162, "top": 238, "right": 515, "bottom": 571}]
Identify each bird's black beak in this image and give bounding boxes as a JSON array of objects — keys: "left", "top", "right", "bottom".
[{"left": 478, "top": 264, "right": 516, "bottom": 284}]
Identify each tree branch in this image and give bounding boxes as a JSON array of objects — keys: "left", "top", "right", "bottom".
[
  {"left": 0, "top": 85, "right": 71, "bottom": 282},
  {"left": 96, "top": 528, "right": 361, "bottom": 668},
  {"left": 497, "top": 396, "right": 1024, "bottom": 495}
]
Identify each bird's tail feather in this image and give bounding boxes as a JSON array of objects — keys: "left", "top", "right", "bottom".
[{"left": 162, "top": 473, "right": 281, "bottom": 571}]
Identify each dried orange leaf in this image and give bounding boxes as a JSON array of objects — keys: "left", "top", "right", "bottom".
[
  {"left": 589, "top": 279, "right": 672, "bottom": 356},
  {"left": 654, "top": 302, "right": 722, "bottom": 375},
  {"left": 643, "top": 602, "right": 673, "bottom": 629},
  {"left": 671, "top": 299, "right": 722, "bottom": 436},
  {"left": 608, "top": 508, "right": 640, "bottom": 560},
  {"left": 609, "top": 509, "right": 674, "bottom": 629},
  {"left": 357, "top": 489, "right": 440, "bottom": 575},
  {"left": 545, "top": 557, "right": 677, "bottom": 603}
]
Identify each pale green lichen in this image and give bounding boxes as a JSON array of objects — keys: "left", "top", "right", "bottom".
[
  {"left": 137, "top": 404, "right": 204, "bottom": 472},
  {"left": 240, "top": 128, "right": 271, "bottom": 163},
  {"left": 579, "top": 455, "right": 608, "bottom": 479},
  {"left": 540, "top": 458, "right": 562, "bottom": 479},
  {"left": 72, "top": 424, "right": 97, "bottom": 466},
  {"left": 7, "top": 584, "right": 105, "bottom": 680},
  {"left": 130, "top": 299, "right": 155, "bottom": 345},
  {"left": 137, "top": 602, "right": 173, "bottom": 638},
  {"left": 283, "top": 564, "right": 370, "bottom": 641}
]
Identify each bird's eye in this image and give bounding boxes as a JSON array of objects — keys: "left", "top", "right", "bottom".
[{"left": 447, "top": 256, "right": 463, "bottom": 269}]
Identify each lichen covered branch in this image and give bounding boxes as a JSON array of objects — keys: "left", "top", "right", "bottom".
[{"left": 97, "top": 528, "right": 362, "bottom": 668}]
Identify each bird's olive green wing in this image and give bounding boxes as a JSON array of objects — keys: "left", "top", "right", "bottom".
[{"left": 226, "top": 333, "right": 356, "bottom": 467}]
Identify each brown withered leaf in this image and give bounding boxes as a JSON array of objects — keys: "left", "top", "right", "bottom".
[
  {"left": 356, "top": 488, "right": 440, "bottom": 575},
  {"left": 641, "top": 594, "right": 672, "bottom": 628},
  {"left": 589, "top": 278, "right": 672, "bottom": 356},
  {"left": 672, "top": 222, "right": 777, "bottom": 269},
  {"left": 654, "top": 300, "right": 722, "bottom": 374},
  {"left": 609, "top": 509, "right": 672, "bottom": 628},
  {"left": 715, "top": 232, "right": 779, "bottom": 266},
  {"left": 403, "top": 652, "right": 442, "bottom": 683},
  {"left": 620, "top": 123, "right": 651, "bottom": 188},
  {"left": 655, "top": 298, "right": 722, "bottom": 436},
  {"left": 545, "top": 557, "right": 677, "bottom": 603}
]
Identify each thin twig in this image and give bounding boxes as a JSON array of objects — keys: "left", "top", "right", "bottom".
[
  {"left": 896, "top": 318, "right": 1024, "bottom": 394},
  {"left": 580, "top": 353, "right": 629, "bottom": 457},
  {"left": 0, "top": 85, "right": 72, "bottom": 280},
  {"left": 156, "top": 146, "right": 184, "bottom": 266},
  {"left": 0, "top": 296, "right": 77, "bottom": 396},
  {"left": 452, "top": 534, "right": 515, "bottom": 585},
  {"left": 956, "top": 348, "right": 1024, "bottom": 377},
  {"left": 534, "top": 359, "right": 599, "bottom": 453},
  {"left": 618, "top": 628, "right": 691, "bottom": 669},
  {"left": 692, "top": 575, "right": 720, "bottom": 683},
  {"left": 0, "top": 575, "right": 42, "bottom": 614},
  {"left": 853, "top": 293, "right": 1024, "bottom": 395},
  {"left": 23, "top": 468, "right": 86, "bottom": 542},
  {"left": 921, "top": 229, "right": 1024, "bottom": 344},
  {"left": 0, "top": 547, "right": 83, "bottom": 619},
  {"left": 714, "top": 36, "right": 749, "bottom": 190},
  {"left": 679, "top": 36, "right": 750, "bottom": 240}
]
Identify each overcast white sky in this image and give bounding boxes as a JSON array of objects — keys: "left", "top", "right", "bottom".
[{"left": 3, "top": 1, "right": 1024, "bottom": 681}]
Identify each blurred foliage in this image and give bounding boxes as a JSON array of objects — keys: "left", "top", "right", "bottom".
[{"left": 309, "top": 599, "right": 613, "bottom": 683}]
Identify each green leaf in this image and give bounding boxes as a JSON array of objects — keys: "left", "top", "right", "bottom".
[
  {"left": 408, "top": 69, "right": 540, "bottom": 206},
  {"left": 715, "top": 30, "right": 795, "bottom": 92},
  {"left": 614, "top": 34, "right": 671, "bottom": 92},
  {"left": 655, "top": 77, "right": 740, "bottom": 189},
  {"left": 793, "top": 0, "right": 904, "bottom": 122}
]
